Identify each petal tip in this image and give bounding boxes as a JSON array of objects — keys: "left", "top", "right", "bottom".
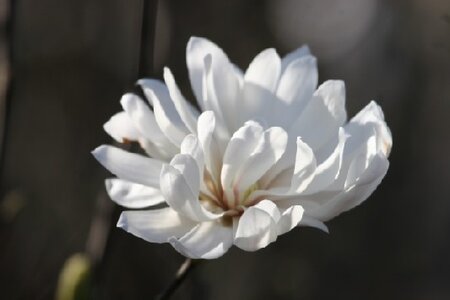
[
  {"left": 91, "top": 145, "right": 106, "bottom": 158},
  {"left": 116, "top": 212, "right": 128, "bottom": 230}
]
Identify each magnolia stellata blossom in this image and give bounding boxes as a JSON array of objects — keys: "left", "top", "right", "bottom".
[{"left": 92, "top": 37, "right": 392, "bottom": 259}]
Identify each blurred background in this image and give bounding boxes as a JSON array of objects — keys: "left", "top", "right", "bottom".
[{"left": 0, "top": 0, "right": 449, "bottom": 299}]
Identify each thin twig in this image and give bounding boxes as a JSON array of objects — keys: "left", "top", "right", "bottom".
[{"left": 155, "top": 258, "right": 200, "bottom": 300}]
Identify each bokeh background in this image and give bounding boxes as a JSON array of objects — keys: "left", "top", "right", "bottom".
[{"left": 1, "top": 0, "right": 450, "bottom": 299}]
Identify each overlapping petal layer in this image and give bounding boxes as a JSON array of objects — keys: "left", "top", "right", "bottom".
[{"left": 93, "top": 37, "right": 392, "bottom": 259}]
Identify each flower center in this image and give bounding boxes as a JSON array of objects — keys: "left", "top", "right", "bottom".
[{"left": 199, "top": 170, "right": 260, "bottom": 219}]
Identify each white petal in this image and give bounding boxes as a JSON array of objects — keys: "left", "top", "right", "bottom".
[
  {"left": 344, "top": 133, "right": 377, "bottom": 188},
  {"left": 138, "top": 78, "right": 169, "bottom": 106},
  {"left": 290, "top": 138, "right": 317, "bottom": 193},
  {"left": 239, "top": 82, "right": 282, "bottom": 127},
  {"left": 329, "top": 102, "right": 391, "bottom": 191},
  {"left": 235, "top": 127, "right": 288, "bottom": 195},
  {"left": 297, "top": 215, "right": 329, "bottom": 233},
  {"left": 254, "top": 200, "right": 281, "bottom": 222},
  {"left": 120, "top": 93, "right": 172, "bottom": 148},
  {"left": 160, "top": 164, "right": 223, "bottom": 221},
  {"left": 138, "top": 79, "right": 189, "bottom": 147},
  {"left": 221, "top": 121, "right": 263, "bottom": 205},
  {"left": 281, "top": 45, "right": 311, "bottom": 73},
  {"left": 289, "top": 80, "right": 346, "bottom": 151},
  {"left": 277, "top": 205, "right": 304, "bottom": 235},
  {"left": 117, "top": 208, "right": 196, "bottom": 243},
  {"left": 169, "top": 221, "right": 233, "bottom": 259},
  {"left": 233, "top": 203, "right": 278, "bottom": 251},
  {"left": 170, "top": 154, "right": 200, "bottom": 196},
  {"left": 308, "top": 153, "right": 389, "bottom": 221},
  {"left": 163, "top": 67, "right": 199, "bottom": 133},
  {"left": 105, "top": 178, "right": 164, "bottom": 208},
  {"left": 180, "top": 134, "right": 204, "bottom": 179},
  {"left": 103, "top": 112, "right": 141, "bottom": 143},
  {"left": 244, "top": 48, "right": 281, "bottom": 92},
  {"left": 277, "top": 55, "right": 318, "bottom": 105},
  {"left": 346, "top": 101, "right": 392, "bottom": 156},
  {"left": 315, "top": 80, "right": 347, "bottom": 125},
  {"left": 303, "top": 128, "right": 347, "bottom": 194},
  {"left": 264, "top": 167, "right": 294, "bottom": 190},
  {"left": 204, "top": 52, "right": 242, "bottom": 134},
  {"left": 258, "top": 136, "right": 296, "bottom": 187},
  {"left": 137, "top": 138, "right": 174, "bottom": 161},
  {"left": 276, "top": 55, "right": 318, "bottom": 126},
  {"left": 186, "top": 37, "right": 234, "bottom": 110},
  {"left": 92, "top": 145, "right": 163, "bottom": 187},
  {"left": 197, "top": 111, "right": 222, "bottom": 181},
  {"left": 353, "top": 153, "right": 390, "bottom": 187}
]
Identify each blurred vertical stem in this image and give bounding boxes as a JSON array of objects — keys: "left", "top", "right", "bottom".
[
  {"left": 137, "top": 0, "right": 158, "bottom": 77},
  {"left": 84, "top": 0, "right": 159, "bottom": 296},
  {"left": 0, "top": 0, "right": 16, "bottom": 187}
]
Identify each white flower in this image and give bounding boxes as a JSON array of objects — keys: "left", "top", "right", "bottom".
[{"left": 92, "top": 37, "right": 392, "bottom": 259}]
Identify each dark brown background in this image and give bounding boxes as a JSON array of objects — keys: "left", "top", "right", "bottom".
[{"left": 1, "top": 0, "right": 450, "bottom": 299}]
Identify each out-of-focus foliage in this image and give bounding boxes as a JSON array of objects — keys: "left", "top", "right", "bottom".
[{"left": 56, "top": 254, "right": 91, "bottom": 300}]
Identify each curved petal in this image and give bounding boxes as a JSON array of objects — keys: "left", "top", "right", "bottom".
[
  {"left": 197, "top": 111, "right": 222, "bottom": 181},
  {"left": 244, "top": 48, "right": 281, "bottom": 92},
  {"left": 276, "top": 55, "right": 318, "bottom": 127},
  {"left": 204, "top": 52, "right": 243, "bottom": 134},
  {"left": 180, "top": 134, "right": 204, "bottom": 178},
  {"left": 170, "top": 154, "right": 200, "bottom": 196},
  {"left": 308, "top": 153, "right": 389, "bottom": 221},
  {"left": 346, "top": 101, "right": 392, "bottom": 157},
  {"left": 239, "top": 82, "right": 283, "bottom": 127},
  {"left": 235, "top": 127, "right": 288, "bottom": 196},
  {"left": 169, "top": 221, "right": 233, "bottom": 259},
  {"left": 281, "top": 45, "right": 311, "bottom": 73},
  {"left": 105, "top": 178, "right": 164, "bottom": 208},
  {"left": 186, "top": 36, "right": 235, "bottom": 110},
  {"left": 138, "top": 79, "right": 189, "bottom": 147},
  {"left": 277, "top": 205, "right": 304, "bottom": 235},
  {"left": 221, "top": 121, "right": 263, "bottom": 205},
  {"left": 343, "top": 133, "right": 377, "bottom": 188},
  {"left": 163, "top": 67, "right": 199, "bottom": 133},
  {"left": 289, "top": 80, "right": 346, "bottom": 151},
  {"left": 297, "top": 215, "right": 329, "bottom": 233},
  {"left": 302, "top": 128, "right": 347, "bottom": 194},
  {"left": 258, "top": 135, "right": 297, "bottom": 187},
  {"left": 117, "top": 208, "right": 196, "bottom": 243},
  {"left": 233, "top": 201, "right": 278, "bottom": 251},
  {"left": 290, "top": 137, "right": 317, "bottom": 193},
  {"left": 201, "top": 55, "right": 227, "bottom": 132},
  {"left": 138, "top": 78, "right": 170, "bottom": 106},
  {"left": 103, "top": 111, "right": 141, "bottom": 143},
  {"left": 160, "top": 164, "right": 223, "bottom": 221},
  {"left": 264, "top": 167, "right": 294, "bottom": 190},
  {"left": 180, "top": 134, "right": 215, "bottom": 199},
  {"left": 330, "top": 102, "right": 391, "bottom": 191},
  {"left": 315, "top": 80, "right": 347, "bottom": 125},
  {"left": 137, "top": 138, "right": 174, "bottom": 161},
  {"left": 255, "top": 200, "right": 281, "bottom": 221},
  {"left": 92, "top": 145, "right": 163, "bottom": 188},
  {"left": 120, "top": 93, "right": 176, "bottom": 151}
]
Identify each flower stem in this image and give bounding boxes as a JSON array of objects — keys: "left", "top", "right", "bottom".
[{"left": 156, "top": 258, "right": 200, "bottom": 300}]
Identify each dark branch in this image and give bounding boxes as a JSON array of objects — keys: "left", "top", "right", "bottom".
[{"left": 155, "top": 258, "right": 201, "bottom": 300}]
